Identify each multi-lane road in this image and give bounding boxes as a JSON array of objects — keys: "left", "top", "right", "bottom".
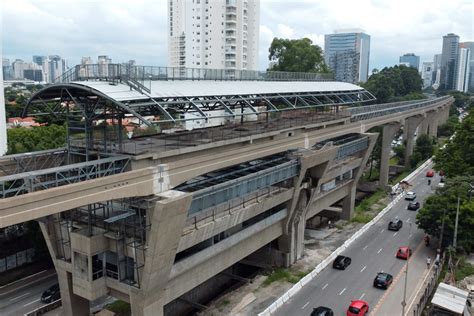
[{"left": 275, "top": 163, "right": 438, "bottom": 316}]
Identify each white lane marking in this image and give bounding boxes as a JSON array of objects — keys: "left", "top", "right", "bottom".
[
  {"left": 23, "top": 298, "right": 40, "bottom": 307},
  {"left": 393, "top": 232, "right": 398, "bottom": 237},
  {"left": 9, "top": 292, "right": 30, "bottom": 301},
  {"left": 380, "top": 229, "right": 384, "bottom": 233},
  {"left": 302, "top": 301, "right": 309, "bottom": 309},
  {"left": 339, "top": 288, "right": 346, "bottom": 295},
  {"left": 322, "top": 283, "right": 329, "bottom": 290},
  {"left": 360, "top": 265, "right": 367, "bottom": 272},
  {"left": 363, "top": 245, "right": 368, "bottom": 250},
  {"left": 407, "top": 218, "right": 411, "bottom": 222},
  {"left": 359, "top": 292, "right": 366, "bottom": 300},
  {"left": 409, "top": 234, "right": 413, "bottom": 238},
  {"left": 377, "top": 248, "right": 383, "bottom": 254}
]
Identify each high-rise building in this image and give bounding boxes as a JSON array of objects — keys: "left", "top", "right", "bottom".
[
  {"left": 324, "top": 29, "right": 371, "bottom": 83},
  {"left": 432, "top": 54, "right": 442, "bottom": 89},
  {"left": 421, "top": 62, "right": 434, "bottom": 89},
  {"left": 168, "top": 0, "right": 260, "bottom": 71},
  {"left": 48, "top": 55, "right": 68, "bottom": 83},
  {"left": 440, "top": 33, "right": 460, "bottom": 90},
  {"left": 459, "top": 42, "right": 474, "bottom": 92},
  {"left": 23, "top": 69, "right": 43, "bottom": 82},
  {"left": 12, "top": 59, "right": 26, "bottom": 79},
  {"left": 2, "top": 59, "right": 12, "bottom": 80},
  {"left": 0, "top": 52, "right": 6, "bottom": 155},
  {"left": 455, "top": 47, "right": 470, "bottom": 92},
  {"left": 399, "top": 53, "right": 420, "bottom": 70},
  {"left": 33, "top": 55, "right": 49, "bottom": 82}
]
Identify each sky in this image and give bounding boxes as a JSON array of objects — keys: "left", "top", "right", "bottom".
[{"left": 1, "top": 0, "right": 473, "bottom": 71}]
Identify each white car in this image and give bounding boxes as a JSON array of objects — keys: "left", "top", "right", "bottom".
[{"left": 405, "top": 191, "right": 416, "bottom": 201}]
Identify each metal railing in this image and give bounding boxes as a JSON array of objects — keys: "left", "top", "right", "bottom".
[
  {"left": 0, "top": 148, "right": 67, "bottom": 176},
  {"left": 57, "top": 63, "right": 334, "bottom": 84},
  {"left": 335, "top": 136, "right": 369, "bottom": 160},
  {"left": 349, "top": 96, "right": 452, "bottom": 121},
  {"left": 0, "top": 156, "right": 130, "bottom": 198}
]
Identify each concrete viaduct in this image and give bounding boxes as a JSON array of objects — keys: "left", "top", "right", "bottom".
[{"left": 0, "top": 64, "right": 452, "bottom": 315}]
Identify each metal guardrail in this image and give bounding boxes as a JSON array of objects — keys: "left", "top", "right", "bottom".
[
  {"left": 0, "top": 156, "right": 130, "bottom": 198},
  {"left": 349, "top": 96, "right": 452, "bottom": 121},
  {"left": 258, "top": 158, "right": 433, "bottom": 315},
  {"left": 24, "top": 299, "right": 61, "bottom": 316},
  {"left": 58, "top": 63, "right": 334, "bottom": 84}
]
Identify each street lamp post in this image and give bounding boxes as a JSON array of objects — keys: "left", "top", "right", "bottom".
[{"left": 401, "top": 222, "right": 413, "bottom": 315}]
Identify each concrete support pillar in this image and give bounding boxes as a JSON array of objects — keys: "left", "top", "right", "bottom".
[
  {"left": 379, "top": 122, "right": 401, "bottom": 188},
  {"left": 130, "top": 191, "right": 192, "bottom": 316},
  {"left": 341, "top": 133, "right": 378, "bottom": 220},
  {"left": 419, "top": 118, "right": 429, "bottom": 136},
  {"left": 428, "top": 111, "right": 440, "bottom": 138},
  {"left": 404, "top": 115, "right": 424, "bottom": 168},
  {"left": 38, "top": 218, "right": 90, "bottom": 316},
  {"left": 278, "top": 147, "right": 337, "bottom": 266}
]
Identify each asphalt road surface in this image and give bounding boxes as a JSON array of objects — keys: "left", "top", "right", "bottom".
[{"left": 275, "top": 163, "right": 438, "bottom": 316}]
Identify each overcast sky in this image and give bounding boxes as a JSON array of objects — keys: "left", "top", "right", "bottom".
[{"left": 1, "top": 0, "right": 473, "bottom": 71}]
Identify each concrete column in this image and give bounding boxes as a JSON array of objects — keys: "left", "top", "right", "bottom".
[
  {"left": 278, "top": 147, "right": 337, "bottom": 266},
  {"left": 404, "top": 115, "right": 424, "bottom": 168},
  {"left": 130, "top": 190, "right": 192, "bottom": 316},
  {"left": 379, "top": 122, "right": 401, "bottom": 188},
  {"left": 428, "top": 111, "right": 440, "bottom": 138},
  {"left": 419, "top": 118, "right": 429, "bottom": 136},
  {"left": 38, "top": 218, "right": 90, "bottom": 316},
  {"left": 341, "top": 133, "right": 378, "bottom": 220}
]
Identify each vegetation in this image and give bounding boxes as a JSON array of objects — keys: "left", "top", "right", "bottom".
[
  {"left": 7, "top": 124, "right": 67, "bottom": 154},
  {"left": 268, "top": 38, "right": 329, "bottom": 73},
  {"left": 409, "top": 134, "right": 435, "bottom": 168},
  {"left": 362, "top": 65, "right": 424, "bottom": 103},
  {"left": 263, "top": 268, "right": 309, "bottom": 286},
  {"left": 437, "top": 115, "right": 460, "bottom": 137},
  {"left": 433, "top": 113, "right": 474, "bottom": 177},
  {"left": 106, "top": 300, "right": 131, "bottom": 316}
]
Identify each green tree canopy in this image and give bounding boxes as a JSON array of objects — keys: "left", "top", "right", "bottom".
[
  {"left": 434, "top": 113, "right": 474, "bottom": 177},
  {"left": 362, "top": 65, "right": 424, "bottom": 103},
  {"left": 416, "top": 177, "right": 474, "bottom": 252},
  {"left": 7, "top": 125, "right": 67, "bottom": 154},
  {"left": 268, "top": 37, "right": 329, "bottom": 73}
]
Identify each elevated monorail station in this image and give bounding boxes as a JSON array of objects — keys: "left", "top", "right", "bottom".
[{"left": 0, "top": 64, "right": 452, "bottom": 316}]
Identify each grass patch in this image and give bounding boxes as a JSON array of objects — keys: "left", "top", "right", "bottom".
[
  {"left": 389, "top": 156, "right": 399, "bottom": 165},
  {"left": 106, "top": 300, "right": 131, "bottom": 316},
  {"left": 355, "top": 190, "right": 386, "bottom": 213},
  {"left": 263, "top": 268, "right": 310, "bottom": 286},
  {"left": 455, "top": 259, "right": 474, "bottom": 281},
  {"left": 351, "top": 212, "right": 374, "bottom": 223},
  {"left": 389, "top": 170, "right": 410, "bottom": 185}
]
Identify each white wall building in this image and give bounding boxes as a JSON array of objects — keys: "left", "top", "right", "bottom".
[
  {"left": 0, "top": 51, "right": 7, "bottom": 155},
  {"left": 421, "top": 62, "right": 434, "bottom": 89},
  {"left": 455, "top": 47, "right": 470, "bottom": 92},
  {"left": 168, "top": 0, "right": 260, "bottom": 71}
]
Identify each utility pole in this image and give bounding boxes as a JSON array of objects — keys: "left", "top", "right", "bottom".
[
  {"left": 401, "top": 222, "right": 412, "bottom": 315},
  {"left": 453, "top": 196, "right": 460, "bottom": 248}
]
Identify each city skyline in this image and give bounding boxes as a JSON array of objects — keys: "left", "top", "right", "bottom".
[{"left": 2, "top": 0, "right": 472, "bottom": 71}]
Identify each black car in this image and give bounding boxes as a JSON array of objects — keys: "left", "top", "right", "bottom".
[
  {"left": 407, "top": 201, "right": 420, "bottom": 210},
  {"left": 373, "top": 272, "right": 393, "bottom": 289},
  {"left": 388, "top": 219, "right": 403, "bottom": 231},
  {"left": 41, "top": 283, "right": 61, "bottom": 303},
  {"left": 311, "top": 306, "right": 334, "bottom": 316},
  {"left": 332, "top": 255, "right": 351, "bottom": 270}
]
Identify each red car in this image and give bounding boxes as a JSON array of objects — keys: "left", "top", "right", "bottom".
[
  {"left": 426, "top": 170, "right": 435, "bottom": 177},
  {"left": 347, "top": 300, "right": 369, "bottom": 316},
  {"left": 396, "top": 246, "right": 412, "bottom": 260}
]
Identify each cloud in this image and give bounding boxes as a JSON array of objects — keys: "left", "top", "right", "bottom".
[{"left": 1, "top": 0, "right": 472, "bottom": 71}]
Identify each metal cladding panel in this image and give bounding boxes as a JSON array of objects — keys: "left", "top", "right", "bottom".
[{"left": 72, "top": 80, "right": 365, "bottom": 101}]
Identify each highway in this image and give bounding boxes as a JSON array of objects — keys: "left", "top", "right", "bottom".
[{"left": 275, "top": 163, "right": 437, "bottom": 316}]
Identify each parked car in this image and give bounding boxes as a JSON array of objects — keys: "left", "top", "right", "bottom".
[
  {"left": 396, "top": 246, "right": 412, "bottom": 260},
  {"left": 373, "top": 272, "right": 393, "bottom": 289},
  {"left": 388, "top": 219, "right": 403, "bottom": 231},
  {"left": 311, "top": 306, "right": 334, "bottom": 316},
  {"left": 426, "top": 170, "right": 435, "bottom": 177},
  {"left": 346, "top": 300, "right": 369, "bottom": 316},
  {"left": 333, "top": 255, "right": 352, "bottom": 270},
  {"left": 405, "top": 191, "right": 416, "bottom": 201},
  {"left": 407, "top": 201, "right": 420, "bottom": 210},
  {"left": 41, "top": 283, "right": 61, "bottom": 303}
]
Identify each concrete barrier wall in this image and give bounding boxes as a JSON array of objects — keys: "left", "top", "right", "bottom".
[{"left": 258, "top": 159, "right": 432, "bottom": 316}]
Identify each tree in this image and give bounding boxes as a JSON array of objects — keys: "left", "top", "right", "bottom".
[
  {"left": 268, "top": 38, "right": 329, "bottom": 73},
  {"left": 416, "top": 178, "right": 474, "bottom": 252},
  {"left": 437, "top": 115, "right": 459, "bottom": 137},
  {"left": 7, "top": 125, "right": 67, "bottom": 154},
  {"left": 434, "top": 113, "right": 474, "bottom": 177}
]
